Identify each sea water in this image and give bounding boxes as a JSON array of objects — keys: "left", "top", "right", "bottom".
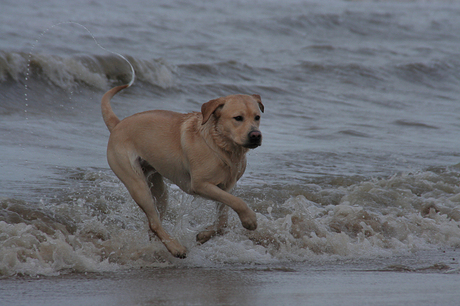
[{"left": 1, "top": 0, "right": 460, "bottom": 277}]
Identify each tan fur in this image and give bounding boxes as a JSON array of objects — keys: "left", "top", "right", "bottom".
[{"left": 101, "top": 86, "right": 264, "bottom": 258}]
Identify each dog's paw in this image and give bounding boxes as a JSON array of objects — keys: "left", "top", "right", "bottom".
[
  {"left": 196, "top": 230, "right": 216, "bottom": 244},
  {"left": 173, "top": 250, "right": 187, "bottom": 259},
  {"left": 164, "top": 239, "right": 187, "bottom": 259},
  {"left": 196, "top": 225, "right": 226, "bottom": 244},
  {"left": 239, "top": 210, "right": 258, "bottom": 231}
]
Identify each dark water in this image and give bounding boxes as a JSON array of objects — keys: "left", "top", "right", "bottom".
[{"left": 1, "top": 0, "right": 460, "bottom": 277}]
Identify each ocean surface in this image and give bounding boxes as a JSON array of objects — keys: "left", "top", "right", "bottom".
[{"left": 1, "top": 0, "right": 460, "bottom": 294}]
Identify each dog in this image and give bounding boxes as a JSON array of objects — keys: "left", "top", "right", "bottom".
[{"left": 101, "top": 84, "right": 264, "bottom": 258}]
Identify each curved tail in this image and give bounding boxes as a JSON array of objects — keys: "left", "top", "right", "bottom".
[{"left": 101, "top": 84, "right": 129, "bottom": 132}]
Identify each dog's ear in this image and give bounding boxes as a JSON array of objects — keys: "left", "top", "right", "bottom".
[
  {"left": 201, "top": 98, "right": 225, "bottom": 125},
  {"left": 252, "top": 94, "right": 264, "bottom": 113}
]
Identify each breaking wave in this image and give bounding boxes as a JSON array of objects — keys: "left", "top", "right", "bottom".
[
  {"left": 1, "top": 166, "right": 459, "bottom": 277},
  {"left": 0, "top": 51, "right": 176, "bottom": 91}
]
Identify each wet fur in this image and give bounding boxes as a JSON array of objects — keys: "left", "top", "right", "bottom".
[{"left": 101, "top": 85, "right": 264, "bottom": 258}]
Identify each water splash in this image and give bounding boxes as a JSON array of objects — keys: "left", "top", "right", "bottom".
[{"left": 24, "top": 21, "right": 136, "bottom": 117}]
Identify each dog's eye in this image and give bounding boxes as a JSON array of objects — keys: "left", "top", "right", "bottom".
[
  {"left": 234, "top": 116, "right": 244, "bottom": 122},
  {"left": 255, "top": 115, "right": 260, "bottom": 121}
]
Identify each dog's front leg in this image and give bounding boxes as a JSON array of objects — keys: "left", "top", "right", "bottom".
[{"left": 192, "top": 182, "right": 257, "bottom": 231}]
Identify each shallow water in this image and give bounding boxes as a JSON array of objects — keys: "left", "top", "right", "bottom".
[
  {"left": 1, "top": 0, "right": 460, "bottom": 289},
  {"left": 2, "top": 252, "right": 460, "bottom": 306}
]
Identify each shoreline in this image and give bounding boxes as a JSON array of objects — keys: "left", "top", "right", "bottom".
[{"left": 2, "top": 250, "right": 459, "bottom": 306}]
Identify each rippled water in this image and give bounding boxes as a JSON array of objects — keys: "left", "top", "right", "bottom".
[{"left": 1, "top": 0, "right": 460, "bottom": 277}]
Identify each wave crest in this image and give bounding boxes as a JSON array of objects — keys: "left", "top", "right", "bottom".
[{"left": 0, "top": 51, "right": 176, "bottom": 90}]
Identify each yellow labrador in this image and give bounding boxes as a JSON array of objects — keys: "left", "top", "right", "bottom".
[{"left": 101, "top": 85, "right": 264, "bottom": 258}]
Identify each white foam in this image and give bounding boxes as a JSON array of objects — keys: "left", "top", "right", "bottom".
[
  {"left": 1, "top": 169, "right": 460, "bottom": 276},
  {"left": 35, "top": 55, "right": 108, "bottom": 90}
]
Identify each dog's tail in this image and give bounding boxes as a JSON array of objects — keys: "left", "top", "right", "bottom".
[{"left": 101, "top": 84, "right": 129, "bottom": 133}]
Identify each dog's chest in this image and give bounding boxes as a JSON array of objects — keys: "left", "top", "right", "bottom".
[{"left": 216, "top": 157, "right": 246, "bottom": 192}]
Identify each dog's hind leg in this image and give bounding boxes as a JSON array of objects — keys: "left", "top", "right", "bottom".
[
  {"left": 108, "top": 152, "right": 187, "bottom": 258},
  {"left": 196, "top": 203, "right": 229, "bottom": 244},
  {"left": 140, "top": 158, "right": 168, "bottom": 220}
]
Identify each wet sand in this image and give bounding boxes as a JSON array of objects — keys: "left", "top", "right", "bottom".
[{"left": 2, "top": 252, "right": 459, "bottom": 306}]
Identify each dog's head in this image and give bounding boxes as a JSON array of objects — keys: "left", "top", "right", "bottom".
[{"left": 201, "top": 94, "right": 264, "bottom": 149}]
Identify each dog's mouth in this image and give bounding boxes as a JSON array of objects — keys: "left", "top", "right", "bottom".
[{"left": 243, "top": 142, "right": 261, "bottom": 149}]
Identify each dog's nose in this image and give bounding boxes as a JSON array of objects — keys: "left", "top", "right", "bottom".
[{"left": 248, "top": 130, "right": 262, "bottom": 143}]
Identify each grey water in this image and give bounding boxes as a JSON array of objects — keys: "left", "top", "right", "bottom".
[{"left": 1, "top": 1, "right": 460, "bottom": 292}]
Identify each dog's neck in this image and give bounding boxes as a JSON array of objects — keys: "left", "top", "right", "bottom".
[{"left": 200, "top": 116, "right": 248, "bottom": 163}]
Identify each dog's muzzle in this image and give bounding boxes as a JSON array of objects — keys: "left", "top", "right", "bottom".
[{"left": 245, "top": 130, "right": 262, "bottom": 149}]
